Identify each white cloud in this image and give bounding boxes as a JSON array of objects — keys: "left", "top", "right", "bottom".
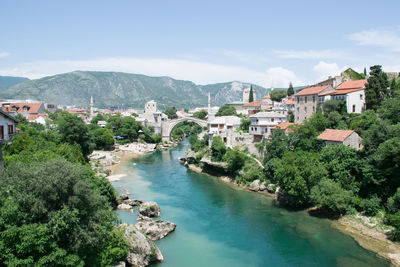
[
  {"left": 348, "top": 27, "right": 400, "bottom": 52},
  {"left": 0, "top": 52, "right": 10, "bottom": 58},
  {"left": 0, "top": 57, "right": 303, "bottom": 87},
  {"left": 313, "top": 61, "right": 348, "bottom": 80},
  {"left": 218, "top": 50, "right": 269, "bottom": 63},
  {"left": 274, "top": 49, "right": 345, "bottom": 59}
]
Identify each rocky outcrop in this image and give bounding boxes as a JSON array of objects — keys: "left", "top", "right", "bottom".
[
  {"left": 139, "top": 202, "right": 161, "bottom": 217},
  {"left": 118, "top": 223, "right": 163, "bottom": 267},
  {"left": 117, "top": 203, "right": 133, "bottom": 211},
  {"left": 135, "top": 214, "right": 176, "bottom": 241},
  {"left": 267, "top": 184, "right": 275, "bottom": 193},
  {"left": 123, "top": 199, "right": 143, "bottom": 207},
  {"left": 249, "top": 179, "right": 261, "bottom": 191},
  {"left": 118, "top": 143, "right": 157, "bottom": 154},
  {"left": 259, "top": 181, "right": 267, "bottom": 191}
]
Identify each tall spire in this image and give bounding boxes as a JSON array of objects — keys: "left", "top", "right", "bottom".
[{"left": 90, "top": 96, "right": 94, "bottom": 116}]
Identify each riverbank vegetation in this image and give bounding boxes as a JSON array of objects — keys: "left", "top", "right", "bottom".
[
  {"left": 189, "top": 65, "right": 400, "bottom": 241},
  {"left": 0, "top": 114, "right": 129, "bottom": 266}
]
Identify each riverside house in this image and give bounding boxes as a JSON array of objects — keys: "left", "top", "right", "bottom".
[
  {"left": 249, "top": 111, "right": 287, "bottom": 142},
  {"left": 317, "top": 129, "right": 363, "bottom": 150}
]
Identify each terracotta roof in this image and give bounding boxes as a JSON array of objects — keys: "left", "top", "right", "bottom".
[
  {"left": 27, "top": 113, "right": 51, "bottom": 121},
  {"left": 263, "top": 94, "right": 271, "bottom": 99},
  {"left": 66, "top": 108, "right": 87, "bottom": 114},
  {"left": 2, "top": 102, "right": 44, "bottom": 114},
  {"left": 331, "top": 88, "right": 364, "bottom": 95},
  {"left": 285, "top": 98, "right": 295, "bottom": 105},
  {"left": 336, "top": 79, "right": 367, "bottom": 90},
  {"left": 295, "top": 86, "right": 328, "bottom": 96},
  {"left": 275, "top": 122, "right": 295, "bottom": 130},
  {"left": 243, "top": 101, "right": 269, "bottom": 107},
  {"left": 317, "top": 129, "right": 355, "bottom": 142}
]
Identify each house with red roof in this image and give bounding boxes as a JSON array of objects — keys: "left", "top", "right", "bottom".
[
  {"left": 273, "top": 122, "right": 296, "bottom": 135},
  {"left": 318, "top": 79, "right": 367, "bottom": 114},
  {"left": 0, "top": 110, "right": 19, "bottom": 142},
  {"left": 294, "top": 85, "right": 333, "bottom": 123},
  {"left": 243, "top": 101, "right": 271, "bottom": 116},
  {"left": 317, "top": 129, "right": 363, "bottom": 150},
  {"left": 2, "top": 102, "right": 45, "bottom": 115}
]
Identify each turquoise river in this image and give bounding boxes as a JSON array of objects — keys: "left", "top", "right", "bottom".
[{"left": 113, "top": 140, "right": 391, "bottom": 267}]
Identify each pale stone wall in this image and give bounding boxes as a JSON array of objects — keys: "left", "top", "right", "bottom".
[{"left": 294, "top": 94, "right": 318, "bottom": 123}]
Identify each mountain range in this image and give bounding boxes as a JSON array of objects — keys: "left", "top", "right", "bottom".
[
  {"left": 0, "top": 76, "right": 29, "bottom": 92},
  {"left": 0, "top": 71, "right": 275, "bottom": 109}
]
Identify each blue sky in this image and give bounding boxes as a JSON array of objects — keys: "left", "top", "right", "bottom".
[{"left": 1, "top": 0, "right": 399, "bottom": 87}]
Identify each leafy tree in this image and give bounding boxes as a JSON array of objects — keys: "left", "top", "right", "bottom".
[
  {"left": 360, "top": 195, "right": 381, "bottom": 216},
  {"left": 249, "top": 85, "right": 254, "bottom": 102},
  {"left": 319, "top": 145, "right": 362, "bottom": 192},
  {"left": 387, "top": 188, "right": 400, "bottom": 214},
  {"left": 224, "top": 147, "right": 246, "bottom": 174},
  {"left": 322, "top": 100, "right": 346, "bottom": 115},
  {"left": 211, "top": 136, "right": 226, "bottom": 161},
  {"left": 274, "top": 151, "right": 327, "bottom": 206},
  {"left": 0, "top": 159, "right": 127, "bottom": 266},
  {"left": 270, "top": 90, "right": 287, "bottom": 102},
  {"left": 288, "top": 111, "right": 294, "bottom": 123},
  {"left": 193, "top": 110, "right": 207, "bottom": 120},
  {"left": 239, "top": 118, "right": 250, "bottom": 132},
  {"left": 365, "top": 65, "right": 390, "bottom": 110},
  {"left": 56, "top": 112, "right": 92, "bottom": 158},
  {"left": 287, "top": 82, "right": 294, "bottom": 96},
  {"left": 348, "top": 110, "right": 378, "bottom": 133},
  {"left": 311, "top": 178, "right": 353, "bottom": 214},
  {"left": 164, "top": 107, "right": 178, "bottom": 119},
  {"left": 215, "top": 105, "right": 237, "bottom": 116},
  {"left": 378, "top": 96, "right": 400, "bottom": 124},
  {"left": 91, "top": 113, "right": 105, "bottom": 125},
  {"left": 390, "top": 78, "right": 400, "bottom": 97},
  {"left": 364, "top": 67, "right": 367, "bottom": 76},
  {"left": 90, "top": 127, "right": 114, "bottom": 150}
]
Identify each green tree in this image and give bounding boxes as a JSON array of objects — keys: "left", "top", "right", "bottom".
[
  {"left": 225, "top": 147, "right": 246, "bottom": 174},
  {"left": 239, "top": 118, "right": 250, "bottom": 132},
  {"left": 193, "top": 110, "right": 208, "bottom": 120},
  {"left": 322, "top": 100, "right": 346, "bottom": 115},
  {"left": 90, "top": 127, "right": 114, "bottom": 149},
  {"left": 211, "top": 136, "right": 226, "bottom": 161},
  {"left": 378, "top": 96, "right": 400, "bottom": 124},
  {"left": 164, "top": 107, "right": 178, "bottom": 119},
  {"left": 215, "top": 105, "right": 237, "bottom": 116},
  {"left": 365, "top": 65, "right": 390, "bottom": 110},
  {"left": 311, "top": 178, "right": 353, "bottom": 214},
  {"left": 249, "top": 85, "right": 254, "bottom": 102},
  {"left": 270, "top": 90, "right": 287, "bottom": 102},
  {"left": 91, "top": 113, "right": 105, "bottom": 125},
  {"left": 57, "top": 112, "right": 92, "bottom": 158},
  {"left": 287, "top": 82, "right": 294, "bottom": 96},
  {"left": 274, "top": 151, "right": 328, "bottom": 206}
]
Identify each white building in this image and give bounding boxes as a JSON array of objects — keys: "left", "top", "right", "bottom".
[
  {"left": 208, "top": 116, "right": 241, "bottom": 147},
  {"left": 249, "top": 111, "right": 287, "bottom": 142},
  {"left": 0, "top": 110, "right": 19, "bottom": 142},
  {"left": 138, "top": 100, "right": 168, "bottom": 134}
]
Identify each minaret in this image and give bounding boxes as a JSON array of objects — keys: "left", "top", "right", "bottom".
[{"left": 90, "top": 96, "right": 94, "bottom": 116}]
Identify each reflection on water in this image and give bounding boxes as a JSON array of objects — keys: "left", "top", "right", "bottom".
[{"left": 113, "top": 141, "right": 390, "bottom": 267}]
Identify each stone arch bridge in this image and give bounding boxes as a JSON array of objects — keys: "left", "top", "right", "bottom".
[{"left": 161, "top": 117, "right": 208, "bottom": 141}]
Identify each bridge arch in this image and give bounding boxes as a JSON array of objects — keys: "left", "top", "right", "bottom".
[{"left": 162, "top": 117, "right": 207, "bottom": 141}]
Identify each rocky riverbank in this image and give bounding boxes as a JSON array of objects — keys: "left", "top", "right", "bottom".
[{"left": 179, "top": 156, "right": 400, "bottom": 266}]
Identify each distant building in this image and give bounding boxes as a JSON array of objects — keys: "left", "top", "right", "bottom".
[
  {"left": 0, "top": 110, "right": 19, "bottom": 142},
  {"left": 176, "top": 110, "right": 191, "bottom": 118},
  {"left": 249, "top": 111, "right": 287, "bottom": 142},
  {"left": 243, "top": 101, "right": 271, "bottom": 116},
  {"left": 317, "top": 129, "right": 363, "bottom": 150},
  {"left": 2, "top": 102, "right": 45, "bottom": 115},
  {"left": 272, "top": 122, "right": 296, "bottom": 135},
  {"left": 138, "top": 100, "right": 168, "bottom": 134},
  {"left": 97, "top": 120, "right": 107, "bottom": 128},
  {"left": 294, "top": 85, "right": 333, "bottom": 123},
  {"left": 226, "top": 102, "right": 247, "bottom": 116},
  {"left": 27, "top": 113, "right": 51, "bottom": 125}
]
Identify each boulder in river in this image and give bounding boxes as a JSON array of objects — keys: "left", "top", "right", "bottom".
[
  {"left": 117, "top": 203, "right": 133, "bottom": 211},
  {"left": 259, "top": 181, "right": 267, "bottom": 191},
  {"left": 120, "top": 194, "right": 129, "bottom": 200},
  {"left": 139, "top": 201, "right": 161, "bottom": 217},
  {"left": 123, "top": 199, "right": 143, "bottom": 207},
  {"left": 267, "top": 184, "right": 275, "bottom": 193},
  {"left": 249, "top": 179, "right": 261, "bottom": 191},
  {"left": 135, "top": 214, "right": 176, "bottom": 241},
  {"left": 118, "top": 223, "right": 163, "bottom": 267}
]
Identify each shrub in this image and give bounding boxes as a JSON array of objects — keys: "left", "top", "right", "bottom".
[{"left": 361, "top": 195, "right": 381, "bottom": 216}]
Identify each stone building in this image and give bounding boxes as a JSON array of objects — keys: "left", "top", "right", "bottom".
[
  {"left": 317, "top": 129, "right": 363, "bottom": 150},
  {"left": 249, "top": 111, "right": 287, "bottom": 142},
  {"left": 294, "top": 85, "right": 333, "bottom": 123},
  {"left": 208, "top": 116, "right": 241, "bottom": 147},
  {"left": 138, "top": 100, "right": 168, "bottom": 134}
]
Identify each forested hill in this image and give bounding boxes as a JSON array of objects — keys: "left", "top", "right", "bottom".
[
  {"left": 0, "top": 71, "right": 269, "bottom": 109},
  {"left": 0, "top": 76, "right": 29, "bottom": 91}
]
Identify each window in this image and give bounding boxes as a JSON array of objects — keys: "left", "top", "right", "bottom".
[
  {"left": 318, "top": 96, "right": 325, "bottom": 102},
  {"left": 0, "top": 126, "right": 3, "bottom": 139},
  {"left": 297, "top": 97, "right": 299, "bottom": 103},
  {"left": 304, "top": 107, "right": 307, "bottom": 113},
  {"left": 360, "top": 94, "right": 363, "bottom": 100},
  {"left": 271, "top": 118, "right": 274, "bottom": 123},
  {"left": 297, "top": 116, "right": 299, "bottom": 121},
  {"left": 313, "top": 106, "right": 315, "bottom": 112},
  {"left": 352, "top": 105, "right": 356, "bottom": 113},
  {"left": 255, "top": 127, "right": 258, "bottom": 131},
  {"left": 8, "top": 125, "right": 13, "bottom": 135},
  {"left": 297, "top": 107, "right": 299, "bottom": 112},
  {"left": 313, "top": 96, "right": 315, "bottom": 103},
  {"left": 305, "top": 96, "right": 308, "bottom": 103}
]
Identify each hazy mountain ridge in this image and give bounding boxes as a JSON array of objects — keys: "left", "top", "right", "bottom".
[
  {"left": 0, "top": 71, "right": 270, "bottom": 109},
  {"left": 0, "top": 76, "right": 29, "bottom": 91}
]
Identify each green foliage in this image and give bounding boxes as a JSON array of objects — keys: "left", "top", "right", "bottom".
[
  {"left": 319, "top": 145, "right": 362, "bottom": 192},
  {"left": 348, "top": 110, "right": 378, "bottom": 133},
  {"left": 224, "top": 147, "right": 246, "bottom": 174},
  {"left": 287, "top": 82, "right": 294, "bottom": 96},
  {"left": 239, "top": 118, "right": 250, "bottom": 132},
  {"left": 56, "top": 112, "right": 92, "bottom": 158},
  {"left": 387, "top": 188, "right": 400, "bottom": 214},
  {"left": 215, "top": 105, "right": 237, "bottom": 116},
  {"left": 274, "top": 151, "right": 327, "bottom": 206},
  {"left": 343, "top": 68, "right": 365, "bottom": 80},
  {"left": 384, "top": 212, "right": 400, "bottom": 241},
  {"left": 164, "top": 107, "right": 178, "bottom": 119},
  {"left": 188, "top": 135, "right": 206, "bottom": 152},
  {"left": 311, "top": 178, "right": 353, "bottom": 214},
  {"left": 193, "top": 110, "right": 207, "bottom": 120},
  {"left": 0, "top": 159, "right": 125, "bottom": 266},
  {"left": 288, "top": 111, "right": 294, "bottom": 123},
  {"left": 249, "top": 85, "right": 254, "bottom": 103},
  {"left": 270, "top": 90, "right": 287, "bottom": 102},
  {"left": 378, "top": 97, "right": 400, "bottom": 124},
  {"left": 211, "top": 136, "right": 226, "bottom": 161},
  {"left": 360, "top": 196, "right": 381, "bottom": 216},
  {"left": 90, "top": 127, "right": 114, "bottom": 150},
  {"left": 365, "top": 65, "right": 390, "bottom": 110},
  {"left": 171, "top": 121, "right": 202, "bottom": 140},
  {"left": 91, "top": 113, "right": 105, "bottom": 125},
  {"left": 322, "top": 100, "right": 346, "bottom": 115}
]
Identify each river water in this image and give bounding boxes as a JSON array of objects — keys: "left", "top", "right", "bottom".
[{"left": 113, "top": 140, "right": 390, "bottom": 267}]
